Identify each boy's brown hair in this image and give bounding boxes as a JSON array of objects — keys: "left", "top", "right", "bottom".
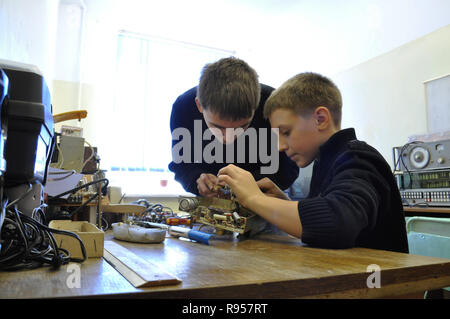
[
  {"left": 264, "top": 72, "right": 342, "bottom": 128},
  {"left": 197, "top": 57, "right": 261, "bottom": 121}
]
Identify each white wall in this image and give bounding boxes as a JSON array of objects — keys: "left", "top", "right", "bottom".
[
  {"left": 333, "top": 24, "right": 450, "bottom": 167},
  {"left": 54, "top": 0, "right": 84, "bottom": 84},
  {"left": 52, "top": 0, "right": 86, "bottom": 132},
  {"left": 2, "top": 0, "right": 449, "bottom": 172},
  {"left": 0, "top": 0, "right": 59, "bottom": 88}
]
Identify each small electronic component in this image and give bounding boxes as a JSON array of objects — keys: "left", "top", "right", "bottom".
[
  {"left": 166, "top": 217, "right": 191, "bottom": 226},
  {"left": 212, "top": 184, "right": 233, "bottom": 199},
  {"left": 178, "top": 196, "right": 268, "bottom": 237},
  {"left": 67, "top": 191, "right": 97, "bottom": 204},
  {"left": 179, "top": 198, "right": 199, "bottom": 211}
]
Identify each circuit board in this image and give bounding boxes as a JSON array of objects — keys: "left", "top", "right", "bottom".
[{"left": 178, "top": 196, "right": 268, "bottom": 237}]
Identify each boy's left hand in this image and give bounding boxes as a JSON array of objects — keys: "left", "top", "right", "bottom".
[{"left": 217, "top": 164, "right": 264, "bottom": 208}]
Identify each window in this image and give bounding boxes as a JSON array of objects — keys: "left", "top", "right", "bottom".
[{"left": 103, "top": 31, "right": 233, "bottom": 195}]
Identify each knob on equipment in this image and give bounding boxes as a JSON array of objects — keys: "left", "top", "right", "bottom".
[{"left": 409, "top": 146, "right": 430, "bottom": 169}]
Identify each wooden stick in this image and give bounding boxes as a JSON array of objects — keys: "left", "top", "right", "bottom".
[{"left": 103, "top": 241, "right": 181, "bottom": 288}]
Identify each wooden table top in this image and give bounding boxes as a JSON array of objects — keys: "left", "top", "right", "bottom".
[
  {"left": 404, "top": 206, "right": 450, "bottom": 215},
  {"left": 1, "top": 229, "right": 450, "bottom": 299}
]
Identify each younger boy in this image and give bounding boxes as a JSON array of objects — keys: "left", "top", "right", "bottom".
[{"left": 218, "top": 72, "right": 409, "bottom": 253}]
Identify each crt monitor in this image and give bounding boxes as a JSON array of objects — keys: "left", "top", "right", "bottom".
[
  {"left": 0, "top": 69, "right": 8, "bottom": 174},
  {"left": 0, "top": 60, "right": 55, "bottom": 187}
]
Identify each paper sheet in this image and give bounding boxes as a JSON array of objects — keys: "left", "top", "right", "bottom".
[{"left": 44, "top": 167, "right": 83, "bottom": 199}]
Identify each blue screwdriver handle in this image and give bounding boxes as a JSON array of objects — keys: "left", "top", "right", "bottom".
[{"left": 188, "top": 229, "right": 212, "bottom": 245}]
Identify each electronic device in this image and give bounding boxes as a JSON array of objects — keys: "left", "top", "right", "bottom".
[
  {"left": 393, "top": 139, "right": 450, "bottom": 172},
  {"left": 0, "top": 69, "right": 8, "bottom": 174},
  {"left": 0, "top": 60, "right": 55, "bottom": 215},
  {"left": 399, "top": 188, "right": 450, "bottom": 207},
  {"left": 394, "top": 138, "right": 450, "bottom": 207},
  {"left": 50, "top": 125, "right": 86, "bottom": 173},
  {"left": 0, "top": 69, "right": 7, "bottom": 105},
  {"left": 178, "top": 196, "right": 268, "bottom": 237},
  {"left": 57, "top": 134, "right": 86, "bottom": 172},
  {"left": 0, "top": 60, "right": 55, "bottom": 187},
  {"left": 0, "top": 62, "right": 90, "bottom": 271},
  {"left": 395, "top": 169, "right": 450, "bottom": 207}
]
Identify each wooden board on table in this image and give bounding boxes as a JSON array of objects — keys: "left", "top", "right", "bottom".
[{"left": 103, "top": 240, "right": 181, "bottom": 288}]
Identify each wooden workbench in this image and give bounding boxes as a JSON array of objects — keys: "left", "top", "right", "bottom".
[
  {"left": 404, "top": 206, "right": 450, "bottom": 217},
  {"left": 0, "top": 230, "right": 449, "bottom": 299}
]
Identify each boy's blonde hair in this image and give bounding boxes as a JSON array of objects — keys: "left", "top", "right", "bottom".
[{"left": 264, "top": 72, "right": 342, "bottom": 128}]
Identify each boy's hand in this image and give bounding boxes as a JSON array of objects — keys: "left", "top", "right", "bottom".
[
  {"left": 217, "top": 164, "right": 264, "bottom": 207},
  {"left": 197, "top": 173, "right": 220, "bottom": 197},
  {"left": 256, "top": 178, "right": 290, "bottom": 200}
]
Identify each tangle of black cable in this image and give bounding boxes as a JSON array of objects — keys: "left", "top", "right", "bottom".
[
  {"left": 47, "top": 178, "right": 109, "bottom": 219},
  {"left": 0, "top": 178, "right": 109, "bottom": 270},
  {"left": 49, "top": 178, "right": 109, "bottom": 200},
  {"left": 0, "top": 201, "right": 87, "bottom": 271},
  {"left": 132, "top": 199, "right": 175, "bottom": 223}
]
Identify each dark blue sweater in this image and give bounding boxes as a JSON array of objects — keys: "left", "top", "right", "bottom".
[
  {"left": 298, "top": 128, "right": 409, "bottom": 253},
  {"left": 169, "top": 85, "right": 299, "bottom": 195}
]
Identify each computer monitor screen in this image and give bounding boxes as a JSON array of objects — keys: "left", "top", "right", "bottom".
[
  {"left": 0, "top": 61, "right": 54, "bottom": 186},
  {"left": 0, "top": 69, "right": 8, "bottom": 174}
]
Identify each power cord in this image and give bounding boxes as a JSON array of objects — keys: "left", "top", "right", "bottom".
[
  {"left": 0, "top": 200, "right": 87, "bottom": 271},
  {"left": 48, "top": 178, "right": 109, "bottom": 200},
  {"left": 47, "top": 178, "right": 109, "bottom": 221},
  {"left": 0, "top": 177, "right": 94, "bottom": 271},
  {"left": 47, "top": 169, "right": 76, "bottom": 182},
  {"left": 0, "top": 177, "right": 110, "bottom": 271}
]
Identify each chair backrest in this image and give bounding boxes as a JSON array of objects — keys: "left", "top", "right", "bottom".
[{"left": 406, "top": 217, "right": 450, "bottom": 260}]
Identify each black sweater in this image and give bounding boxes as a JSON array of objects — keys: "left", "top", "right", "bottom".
[
  {"left": 169, "top": 85, "right": 299, "bottom": 195},
  {"left": 298, "top": 128, "right": 409, "bottom": 253}
]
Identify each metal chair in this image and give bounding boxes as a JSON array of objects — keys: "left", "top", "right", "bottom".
[{"left": 406, "top": 216, "right": 450, "bottom": 298}]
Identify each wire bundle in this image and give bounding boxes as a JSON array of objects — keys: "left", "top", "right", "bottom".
[
  {"left": 0, "top": 199, "right": 86, "bottom": 271},
  {"left": 132, "top": 199, "right": 175, "bottom": 223},
  {"left": 48, "top": 178, "right": 109, "bottom": 219},
  {"left": 0, "top": 177, "right": 109, "bottom": 270}
]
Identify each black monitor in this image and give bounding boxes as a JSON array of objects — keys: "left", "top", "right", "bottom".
[
  {"left": 0, "top": 61, "right": 55, "bottom": 187},
  {"left": 0, "top": 69, "right": 8, "bottom": 174}
]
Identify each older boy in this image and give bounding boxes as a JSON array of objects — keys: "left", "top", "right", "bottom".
[
  {"left": 169, "top": 57, "right": 298, "bottom": 196},
  {"left": 218, "top": 72, "right": 408, "bottom": 253}
]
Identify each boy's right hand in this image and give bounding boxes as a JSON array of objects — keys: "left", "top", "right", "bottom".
[
  {"left": 197, "top": 173, "right": 222, "bottom": 197},
  {"left": 256, "top": 178, "right": 290, "bottom": 200}
]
